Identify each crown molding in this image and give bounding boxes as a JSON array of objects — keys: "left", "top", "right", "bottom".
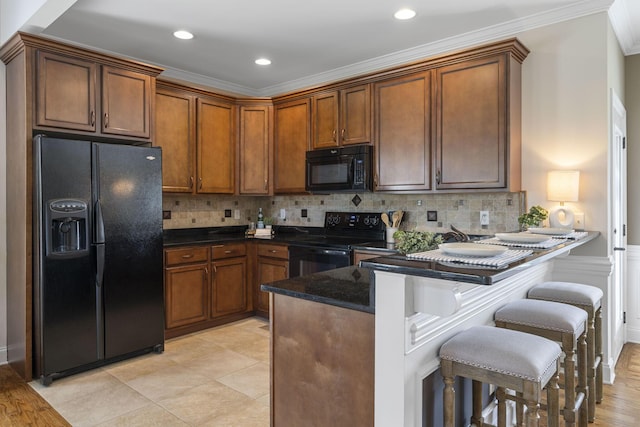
[{"left": 609, "top": 0, "right": 640, "bottom": 55}]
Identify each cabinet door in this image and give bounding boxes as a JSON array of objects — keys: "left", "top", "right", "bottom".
[
  {"left": 212, "top": 257, "right": 248, "bottom": 317},
  {"left": 165, "top": 263, "right": 209, "bottom": 329},
  {"left": 436, "top": 55, "right": 506, "bottom": 189},
  {"left": 197, "top": 97, "right": 235, "bottom": 194},
  {"left": 101, "top": 66, "right": 151, "bottom": 138},
  {"left": 274, "top": 98, "right": 310, "bottom": 193},
  {"left": 374, "top": 72, "right": 432, "bottom": 191},
  {"left": 239, "top": 105, "right": 271, "bottom": 194},
  {"left": 256, "top": 257, "right": 288, "bottom": 315},
  {"left": 340, "top": 84, "right": 371, "bottom": 146},
  {"left": 312, "top": 91, "right": 339, "bottom": 149},
  {"left": 36, "top": 51, "right": 97, "bottom": 132},
  {"left": 155, "top": 86, "right": 196, "bottom": 192}
]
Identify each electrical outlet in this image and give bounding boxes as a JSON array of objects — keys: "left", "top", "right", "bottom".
[
  {"left": 574, "top": 212, "right": 585, "bottom": 230},
  {"left": 280, "top": 208, "right": 286, "bottom": 219},
  {"left": 234, "top": 209, "right": 240, "bottom": 220},
  {"left": 480, "top": 211, "right": 490, "bottom": 225}
]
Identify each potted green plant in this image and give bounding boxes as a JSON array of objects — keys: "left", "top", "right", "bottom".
[
  {"left": 263, "top": 217, "right": 274, "bottom": 228},
  {"left": 518, "top": 205, "right": 548, "bottom": 230},
  {"left": 393, "top": 230, "right": 444, "bottom": 255}
]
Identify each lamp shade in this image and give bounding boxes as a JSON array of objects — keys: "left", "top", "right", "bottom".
[{"left": 547, "top": 170, "right": 580, "bottom": 202}]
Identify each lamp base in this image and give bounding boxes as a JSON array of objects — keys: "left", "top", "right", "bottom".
[{"left": 549, "top": 206, "right": 575, "bottom": 229}]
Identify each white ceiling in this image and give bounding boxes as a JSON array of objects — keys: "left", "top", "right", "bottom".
[{"left": 32, "top": 0, "right": 640, "bottom": 97}]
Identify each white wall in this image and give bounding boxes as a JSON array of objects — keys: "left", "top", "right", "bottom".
[{"left": 517, "top": 13, "right": 611, "bottom": 257}]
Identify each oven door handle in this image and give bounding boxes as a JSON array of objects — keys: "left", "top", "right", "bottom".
[{"left": 296, "top": 247, "right": 350, "bottom": 257}]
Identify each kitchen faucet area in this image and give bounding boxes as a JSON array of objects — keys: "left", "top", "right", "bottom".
[{"left": 2, "top": 1, "right": 640, "bottom": 426}]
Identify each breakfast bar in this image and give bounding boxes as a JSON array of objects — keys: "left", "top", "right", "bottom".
[{"left": 262, "top": 232, "right": 600, "bottom": 426}]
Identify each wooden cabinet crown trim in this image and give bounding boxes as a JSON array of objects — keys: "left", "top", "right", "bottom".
[{"left": 2, "top": 32, "right": 163, "bottom": 76}]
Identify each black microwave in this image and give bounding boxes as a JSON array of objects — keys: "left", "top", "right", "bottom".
[{"left": 305, "top": 145, "right": 373, "bottom": 193}]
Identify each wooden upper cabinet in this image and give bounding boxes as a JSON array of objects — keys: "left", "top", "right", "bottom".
[
  {"left": 374, "top": 71, "right": 432, "bottom": 191},
  {"left": 197, "top": 97, "right": 235, "bottom": 194},
  {"left": 35, "top": 50, "right": 154, "bottom": 140},
  {"left": 435, "top": 54, "right": 513, "bottom": 190},
  {"left": 239, "top": 104, "right": 272, "bottom": 195},
  {"left": 155, "top": 85, "right": 196, "bottom": 192},
  {"left": 36, "top": 51, "right": 97, "bottom": 132},
  {"left": 101, "top": 66, "right": 151, "bottom": 138},
  {"left": 274, "top": 98, "right": 310, "bottom": 193},
  {"left": 312, "top": 84, "right": 370, "bottom": 149}
]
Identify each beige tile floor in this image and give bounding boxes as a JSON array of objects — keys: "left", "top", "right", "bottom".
[{"left": 30, "top": 317, "right": 271, "bottom": 426}]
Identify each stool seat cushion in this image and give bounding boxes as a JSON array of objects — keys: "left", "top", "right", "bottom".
[
  {"left": 528, "top": 281, "right": 603, "bottom": 309},
  {"left": 440, "top": 325, "right": 561, "bottom": 383},
  {"left": 495, "top": 299, "right": 587, "bottom": 336}
]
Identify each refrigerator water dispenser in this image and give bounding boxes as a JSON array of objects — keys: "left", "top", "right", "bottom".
[{"left": 46, "top": 199, "right": 88, "bottom": 255}]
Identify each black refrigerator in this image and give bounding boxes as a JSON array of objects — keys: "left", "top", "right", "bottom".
[{"left": 33, "top": 135, "right": 165, "bottom": 385}]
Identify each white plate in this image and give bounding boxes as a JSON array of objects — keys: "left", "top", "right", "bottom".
[
  {"left": 495, "top": 232, "right": 551, "bottom": 243},
  {"left": 527, "top": 227, "right": 574, "bottom": 235},
  {"left": 439, "top": 243, "right": 508, "bottom": 257}
]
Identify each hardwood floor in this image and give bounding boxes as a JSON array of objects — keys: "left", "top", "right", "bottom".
[
  {"left": 1, "top": 340, "right": 639, "bottom": 425},
  {"left": 0, "top": 364, "right": 69, "bottom": 426}
]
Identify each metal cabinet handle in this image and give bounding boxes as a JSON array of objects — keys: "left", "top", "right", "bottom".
[
  {"left": 436, "top": 169, "right": 441, "bottom": 185},
  {"left": 614, "top": 247, "right": 626, "bottom": 251},
  {"left": 181, "top": 254, "right": 194, "bottom": 259},
  {"left": 224, "top": 250, "right": 232, "bottom": 254},
  {"left": 341, "top": 128, "right": 345, "bottom": 139},
  {"left": 332, "top": 130, "right": 337, "bottom": 142},
  {"left": 198, "top": 177, "right": 203, "bottom": 190},
  {"left": 90, "top": 111, "right": 95, "bottom": 126},
  {"left": 264, "top": 179, "right": 268, "bottom": 190},
  {"left": 189, "top": 176, "right": 194, "bottom": 189},
  {"left": 104, "top": 113, "right": 109, "bottom": 128}
]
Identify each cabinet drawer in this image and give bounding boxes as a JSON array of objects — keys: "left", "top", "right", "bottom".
[
  {"left": 165, "top": 246, "right": 209, "bottom": 266},
  {"left": 212, "top": 242, "right": 246, "bottom": 259},
  {"left": 258, "top": 243, "right": 289, "bottom": 259}
]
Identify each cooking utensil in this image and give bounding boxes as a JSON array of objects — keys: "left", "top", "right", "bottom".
[
  {"left": 391, "top": 211, "right": 400, "bottom": 227},
  {"left": 396, "top": 210, "right": 404, "bottom": 226},
  {"left": 381, "top": 213, "right": 391, "bottom": 228}
]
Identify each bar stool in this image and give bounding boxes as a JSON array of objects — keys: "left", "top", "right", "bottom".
[
  {"left": 495, "top": 299, "right": 588, "bottom": 427},
  {"left": 440, "top": 325, "right": 561, "bottom": 427},
  {"left": 528, "top": 281, "right": 603, "bottom": 422}
]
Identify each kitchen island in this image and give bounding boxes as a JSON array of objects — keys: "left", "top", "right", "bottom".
[{"left": 261, "top": 232, "right": 601, "bottom": 427}]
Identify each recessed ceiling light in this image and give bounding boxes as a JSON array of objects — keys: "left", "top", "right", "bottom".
[
  {"left": 394, "top": 8, "right": 416, "bottom": 20},
  {"left": 255, "top": 58, "right": 272, "bottom": 66},
  {"left": 173, "top": 30, "right": 194, "bottom": 40}
]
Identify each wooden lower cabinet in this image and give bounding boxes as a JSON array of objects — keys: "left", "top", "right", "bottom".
[
  {"left": 164, "top": 243, "right": 250, "bottom": 338},
  {"left": 211, "top": 257, "right": 247, "bottom": 317},
  {"left": 271, "top": 293, "right": 374, "bottom": 426},
  {"left": 255, "top": 243, "right": 289, "bottom": 317},
  {"left": 165, "top": 263, "right": 209, "bottom": 329}
]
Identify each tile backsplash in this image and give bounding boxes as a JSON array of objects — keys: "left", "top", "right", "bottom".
[{"left": 163, "top": 192, "right": 525, "bottom": 235}]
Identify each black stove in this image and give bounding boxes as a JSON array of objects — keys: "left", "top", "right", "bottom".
[{"left": 288, "top": 212, "right": 385, "bottom": 277}]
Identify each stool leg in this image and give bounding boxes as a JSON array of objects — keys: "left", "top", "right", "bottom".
[
  {"left": 578, "top": 331, "right": 588, "bottom": 427},
  {"left": 496, "top": 387, "right": 507, "bottom": 427},
  {"left": 472, "top": 380, "right": 484, "bottom": 427},
  {"left": 442, "top": 370, "right": 455, "bottom": 427},
  {"left": 595, "top": 306, "right": 603, "bottom": 404},
  {"left": 516, "top": 391, "right": 524, "bottom": 426},
  {"left": 524, "top": 399, "right": 540, "bottom": 427},
  {"left": 586, "top": 310, "right": 596, "bottom": 422},
  {"left": 548, "top": 366, "right": 560, "bottom": 427},
  {"left": 563, "top": 336, "right": 577, "bottom": 427}
]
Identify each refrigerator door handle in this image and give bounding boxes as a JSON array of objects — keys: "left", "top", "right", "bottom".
[
  {"left": 95, "top": 243, "right": 105, "bottom": 288},
  {"left": 94, "top": 199, "right": 105, "bottom": 244}
]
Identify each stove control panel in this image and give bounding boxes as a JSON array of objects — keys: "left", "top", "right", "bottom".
[{"left": 324, "top": 212, "right": 384, "bottom": 231}]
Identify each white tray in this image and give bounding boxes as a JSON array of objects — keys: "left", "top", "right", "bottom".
[
  {"left": 439, "top": 243, "right": 507, "bottom": 257},
  {"left": 527, "top": 227, "right": 574, "bottom": 236},
  {"left": 495, "top": 232, "right": 551, "bottom": 243}
]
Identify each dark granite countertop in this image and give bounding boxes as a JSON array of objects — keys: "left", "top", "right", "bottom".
[
  {"left": 261, "top": 266, "right": 374, "bottom": 313},
  {"left": 361, "top": 231, "right": 599, "bottom": 285},
  {"left": 163, "top": 225, "right": 327, "bottom": 247}
]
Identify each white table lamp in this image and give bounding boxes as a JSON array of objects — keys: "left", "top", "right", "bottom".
[{"left": 547, "top": 170, "right": 579, "bottom": 228}]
